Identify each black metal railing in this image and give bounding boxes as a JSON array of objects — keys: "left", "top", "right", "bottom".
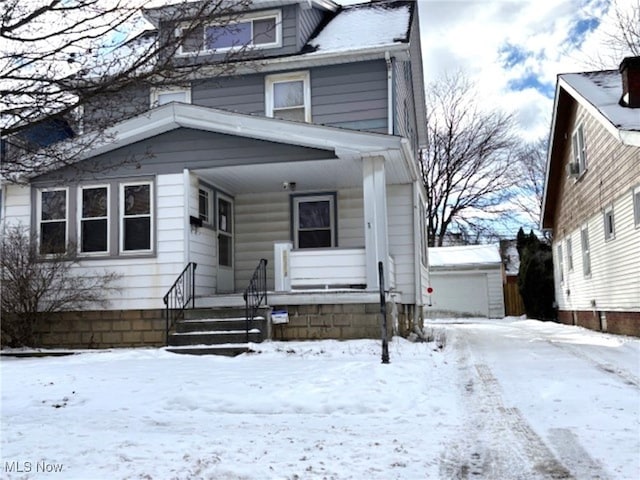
[
  {"left": 243, "top": 258, "right": 268, "bottom": 343},
  {"left": 379, "top": 261, "right": 390, "bottom": 364},
  {"left": 163, "top": 262, "right": 197, "bottom": 345}
]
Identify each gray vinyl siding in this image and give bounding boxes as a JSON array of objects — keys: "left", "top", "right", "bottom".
[
  {"left": 311, "top": 60, "right": 388, "bottom": 133},
  {"left": 82, "top": 85, "right": 150, "bottom": 132},
  {"left": 192, "top": 75, "right": 264, "bottom": 114},
  {"left": 297, "top": 6, "right": 325, "bottom": 49},
  {"left": 393, "top": 59, "right": 418, "bottom": 155},
  {"left": 32, "top": 128, "right": 335, "bottom": 183}
]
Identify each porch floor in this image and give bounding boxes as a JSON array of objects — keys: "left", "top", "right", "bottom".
[{"left": 195, "top": 289, "right": 381, "bottom": 309}]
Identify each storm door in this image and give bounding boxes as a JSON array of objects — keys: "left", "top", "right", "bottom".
[{"left": 216, "top": 193, "right": 234, "bottom": 293}]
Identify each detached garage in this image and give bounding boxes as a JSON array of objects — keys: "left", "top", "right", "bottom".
[{"left": 427, "top": 244, "right": 505, "bottom": 318}]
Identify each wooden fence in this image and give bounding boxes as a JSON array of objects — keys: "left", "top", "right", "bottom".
[{"left": 503, "top": 280, "right": 525, "bottom": 316}]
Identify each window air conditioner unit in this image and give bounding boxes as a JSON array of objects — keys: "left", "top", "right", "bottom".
[{"left": 567, "top": 162, "right": 580, "bottom": 177}]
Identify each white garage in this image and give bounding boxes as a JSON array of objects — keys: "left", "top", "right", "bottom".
[{"left": 427, "top": 244, "right": 505, "bottom": 318}]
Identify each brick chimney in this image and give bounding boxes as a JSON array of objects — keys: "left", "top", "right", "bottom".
[{"left": 619, "top": 56, "right": 640, "bottom": 108}]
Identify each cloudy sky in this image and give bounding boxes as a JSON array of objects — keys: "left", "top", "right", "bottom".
[{"left": 343, "top": 0, "right": 636, "bottom": 141}]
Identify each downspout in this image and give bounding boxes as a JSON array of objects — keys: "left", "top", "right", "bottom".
[{"left": 385, "top": 51, "right": 394, "bottom": 135}]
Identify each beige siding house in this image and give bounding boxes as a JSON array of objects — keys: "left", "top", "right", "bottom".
[{"left": 541, "top": 56, "right": 640, "bottom": 336}]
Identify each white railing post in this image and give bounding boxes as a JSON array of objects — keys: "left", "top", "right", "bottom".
[{"left": 274, "top": 241, "right": 292, "bottom": 292}]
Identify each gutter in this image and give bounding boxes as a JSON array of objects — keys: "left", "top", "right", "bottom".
[{"left": 385, "top": 51, "right": 394, "bottom": 135}]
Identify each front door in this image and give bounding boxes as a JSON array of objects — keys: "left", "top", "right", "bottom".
[{"left": 216, "top": 193, "right": 234, "bottom": 293}]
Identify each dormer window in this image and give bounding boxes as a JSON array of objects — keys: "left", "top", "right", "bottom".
[{"left": 179, "top": 10, "right": 281, "bottom": 55}]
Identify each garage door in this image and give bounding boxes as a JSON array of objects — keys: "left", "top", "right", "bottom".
[{"left": 430, "top": 273, "right": 489, "bottom": 317}]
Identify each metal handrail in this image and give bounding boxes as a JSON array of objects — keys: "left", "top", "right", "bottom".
[
  {"left": 243, "top": 258, "right": 268, "bottom": 343},
  {"left": 163, "top": 262, "right": 197, "bottom": 345}
]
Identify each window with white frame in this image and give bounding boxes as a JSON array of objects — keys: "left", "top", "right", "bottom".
[
  {"left": 581, "top": 225, "right": 591, "bottom": 277},
  {"left": 571, "top": 124, "right": 587, "bottom": 176},
  {"left": 80, "top": 185, "right": 109, "bottom": 254},
  {"left": 292, "top": 194, "right": 335, "bottom": 249},
  {"left": 180, "top": 10, "right": 281, "bottom": 54},
  {"left": 566, "top": 237, "right": 573, "bottom": 271},
  {"left": 603, "top": 205, "right": 615, "bottom": 241},
  {"left": 38, "top": 188, "right": 68, "bottom": 255},
  {"left": 121, "top": 182, "right": 153, "bottom": 253},
  {"left": 265, "top": 71, "right": 311, "bottom": 122},
  {"left": 557, "top": 243, "right": 564, "bottom": 283},
  {"left": 150, "top": 86, "right": 191, "bottom": 107},
  {"left": 198, "top": 185, "right": 214, "bottom": 226},
  {"left": 634, "top": 186, "right": 640, "bottom": 228}
]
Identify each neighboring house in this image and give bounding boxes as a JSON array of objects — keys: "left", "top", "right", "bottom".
[
  {"left": 426, "top": 244, "right": 505, "bottom": 319},
  {"left": 541, "top": 56, "right": 640, "bottom": 337},
  {"left": 1, "top": 0, "right": 430, "bottom": 348}
]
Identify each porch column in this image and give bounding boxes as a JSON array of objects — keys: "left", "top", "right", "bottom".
[{"left": 362, "top": 155, "right": 389, "bottom": 289}]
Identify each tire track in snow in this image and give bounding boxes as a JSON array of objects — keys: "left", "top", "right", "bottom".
[
  {"left": 439, "top": 329, "right": 575, "bottom": 480},
  {"left": 546, "top": 341, "right": 639, "bottom": 389}
]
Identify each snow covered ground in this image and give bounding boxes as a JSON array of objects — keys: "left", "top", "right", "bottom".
[{"left": 1, "top": 318, "right": 639, "bottom": 479}]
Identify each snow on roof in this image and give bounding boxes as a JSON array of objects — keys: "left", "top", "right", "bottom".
[
  {"left": 308, "top": 1, "right": 411, "bottom": 54},
  {"left": 429, "top": 244, "right": 502, "bottom": 268},
  {"left": 560, "top": 70, "right": 640, "bottom": 132}
]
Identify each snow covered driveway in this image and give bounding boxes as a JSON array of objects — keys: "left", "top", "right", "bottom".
[{"left": 1, "top": 318, "right": 638, "bottom": 479}]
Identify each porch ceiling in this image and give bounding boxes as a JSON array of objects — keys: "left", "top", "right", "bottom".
[{"left": 193, "top": 156, "right": 412, "bottom": 194}]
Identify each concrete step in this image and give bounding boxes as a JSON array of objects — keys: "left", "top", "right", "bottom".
[
  {"left": 168, "top": 329, "right": 262, "bottom": 346},
  {"left": 175, "top": 317, "right": 265, "bottom": 333},
  {"left": 166, "top": 344, "right": 256, "bottom": 357}
]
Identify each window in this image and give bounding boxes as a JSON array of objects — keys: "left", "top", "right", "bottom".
[
  {"left": 265, "top": 71, "right": 311, "bottom": 122},
  {"left": 634, "top": 186, "right": 640, "bottom": 228},
  {"left": 570, "top": 124, "right": 587, "bottom": 176},
  {"left": 150, "top": 87, "right": 191, "bottom": 107},
  {"left": 121, "top": 182, "right": 153, "bottom": 253},
  {"left": 581, "top": 225, "right": 591, "bottom": 277},
  {"left": 292, "top": 194, "right": 336, "bottom": 249},
  {"left": 557, "top": 244, "right": 564, "bottom": 283},
  {"left": 198, "top": 186, "right": 213, "bottom": 225},
  {"left": 566, "top": 237, "right": 573, "bottom": 271},
  {"left": 38, "top": 189, "right": 68, "bottom": 254},
  {"left": 603, "top": 206, "right": 615, "bottom": 241},
  {"left": 80, "top": 186, "right": 109, "bottom": 254},
  {"left": 180, "top": 11, "right": 281, "bottom": 54}
]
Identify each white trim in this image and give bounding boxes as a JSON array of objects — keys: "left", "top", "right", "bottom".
[
  {"left": 78, "top": 184, "right": 110, "bottom": 256},
  {"left": 119, "top": 181, "right": 154, "bottom": 254},
  {"left": 198, "top": 184, "right": 214, "bottom": 226},
  {"left": 265, "top": 71, "right": 311, "bottom": 123},
  {"left": 150, "top": 86, "right": 192, "bottom": 107},
  {"left": 177, "top": 9, "right": 282, "bottom": 56},
  {"left": 603, "top": 204, "right": 615, "bottom": 241},
  {"left": 37, "top": 187, "right": 68, "bottom": 255},
  {"left": 292, "top": 194, "right": 336, "bottom": 249}
]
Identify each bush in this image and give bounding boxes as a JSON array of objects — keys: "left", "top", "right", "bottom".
[
  {"left": 1, "top": 224, "right": 120, "bottom": 347},
  {"left": 516, "top": 228, "right": 556, "bottom": 321}
]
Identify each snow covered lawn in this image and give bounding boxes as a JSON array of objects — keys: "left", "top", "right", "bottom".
[{"left": 1, "top": 318, "right": 639, "bottom": 479}]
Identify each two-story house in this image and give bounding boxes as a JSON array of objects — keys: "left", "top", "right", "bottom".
[
  {"left": 541, "top": 56, "right": 640, "bottom": 337},
  {"left": 1, "top": 0, "right": 430, "bottom": 350}
]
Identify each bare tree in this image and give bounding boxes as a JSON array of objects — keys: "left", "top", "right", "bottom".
[
  {"left": 511, "top": 137, "right": 547, "bottom": 230},
  {"left": 420, "top": 72, "right": 520, "bottom": 247},
  {"left": 1, "top": 0, "right": 253, "bottom": 180},
  {"left": 1, "top": 224, "right": 121, "bottom": 347},
  {"left": 586, "top": 0, "right": 640, "bottom": 68}
]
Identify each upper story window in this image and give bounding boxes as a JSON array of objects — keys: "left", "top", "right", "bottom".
[
  {"left": 265, "top": 71, "right": 311, "bottom": 122},
  {"left": 180, "top": 10, "right": 281, "bottom": 55},
  {"left": 569, "top": 124, "right": 587, "bottom": 177},
  {"left": 603, "top": 205, "right": 615, "bottom": 241},
  {"left": 38, "top": 188, "right": 67, "bottom": 255},
  {"left": 80, "top": 185, "right": 109, "bottom": 254},
  {"left": 150, "top": 86, "right": 191, "bottom": 107}
]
